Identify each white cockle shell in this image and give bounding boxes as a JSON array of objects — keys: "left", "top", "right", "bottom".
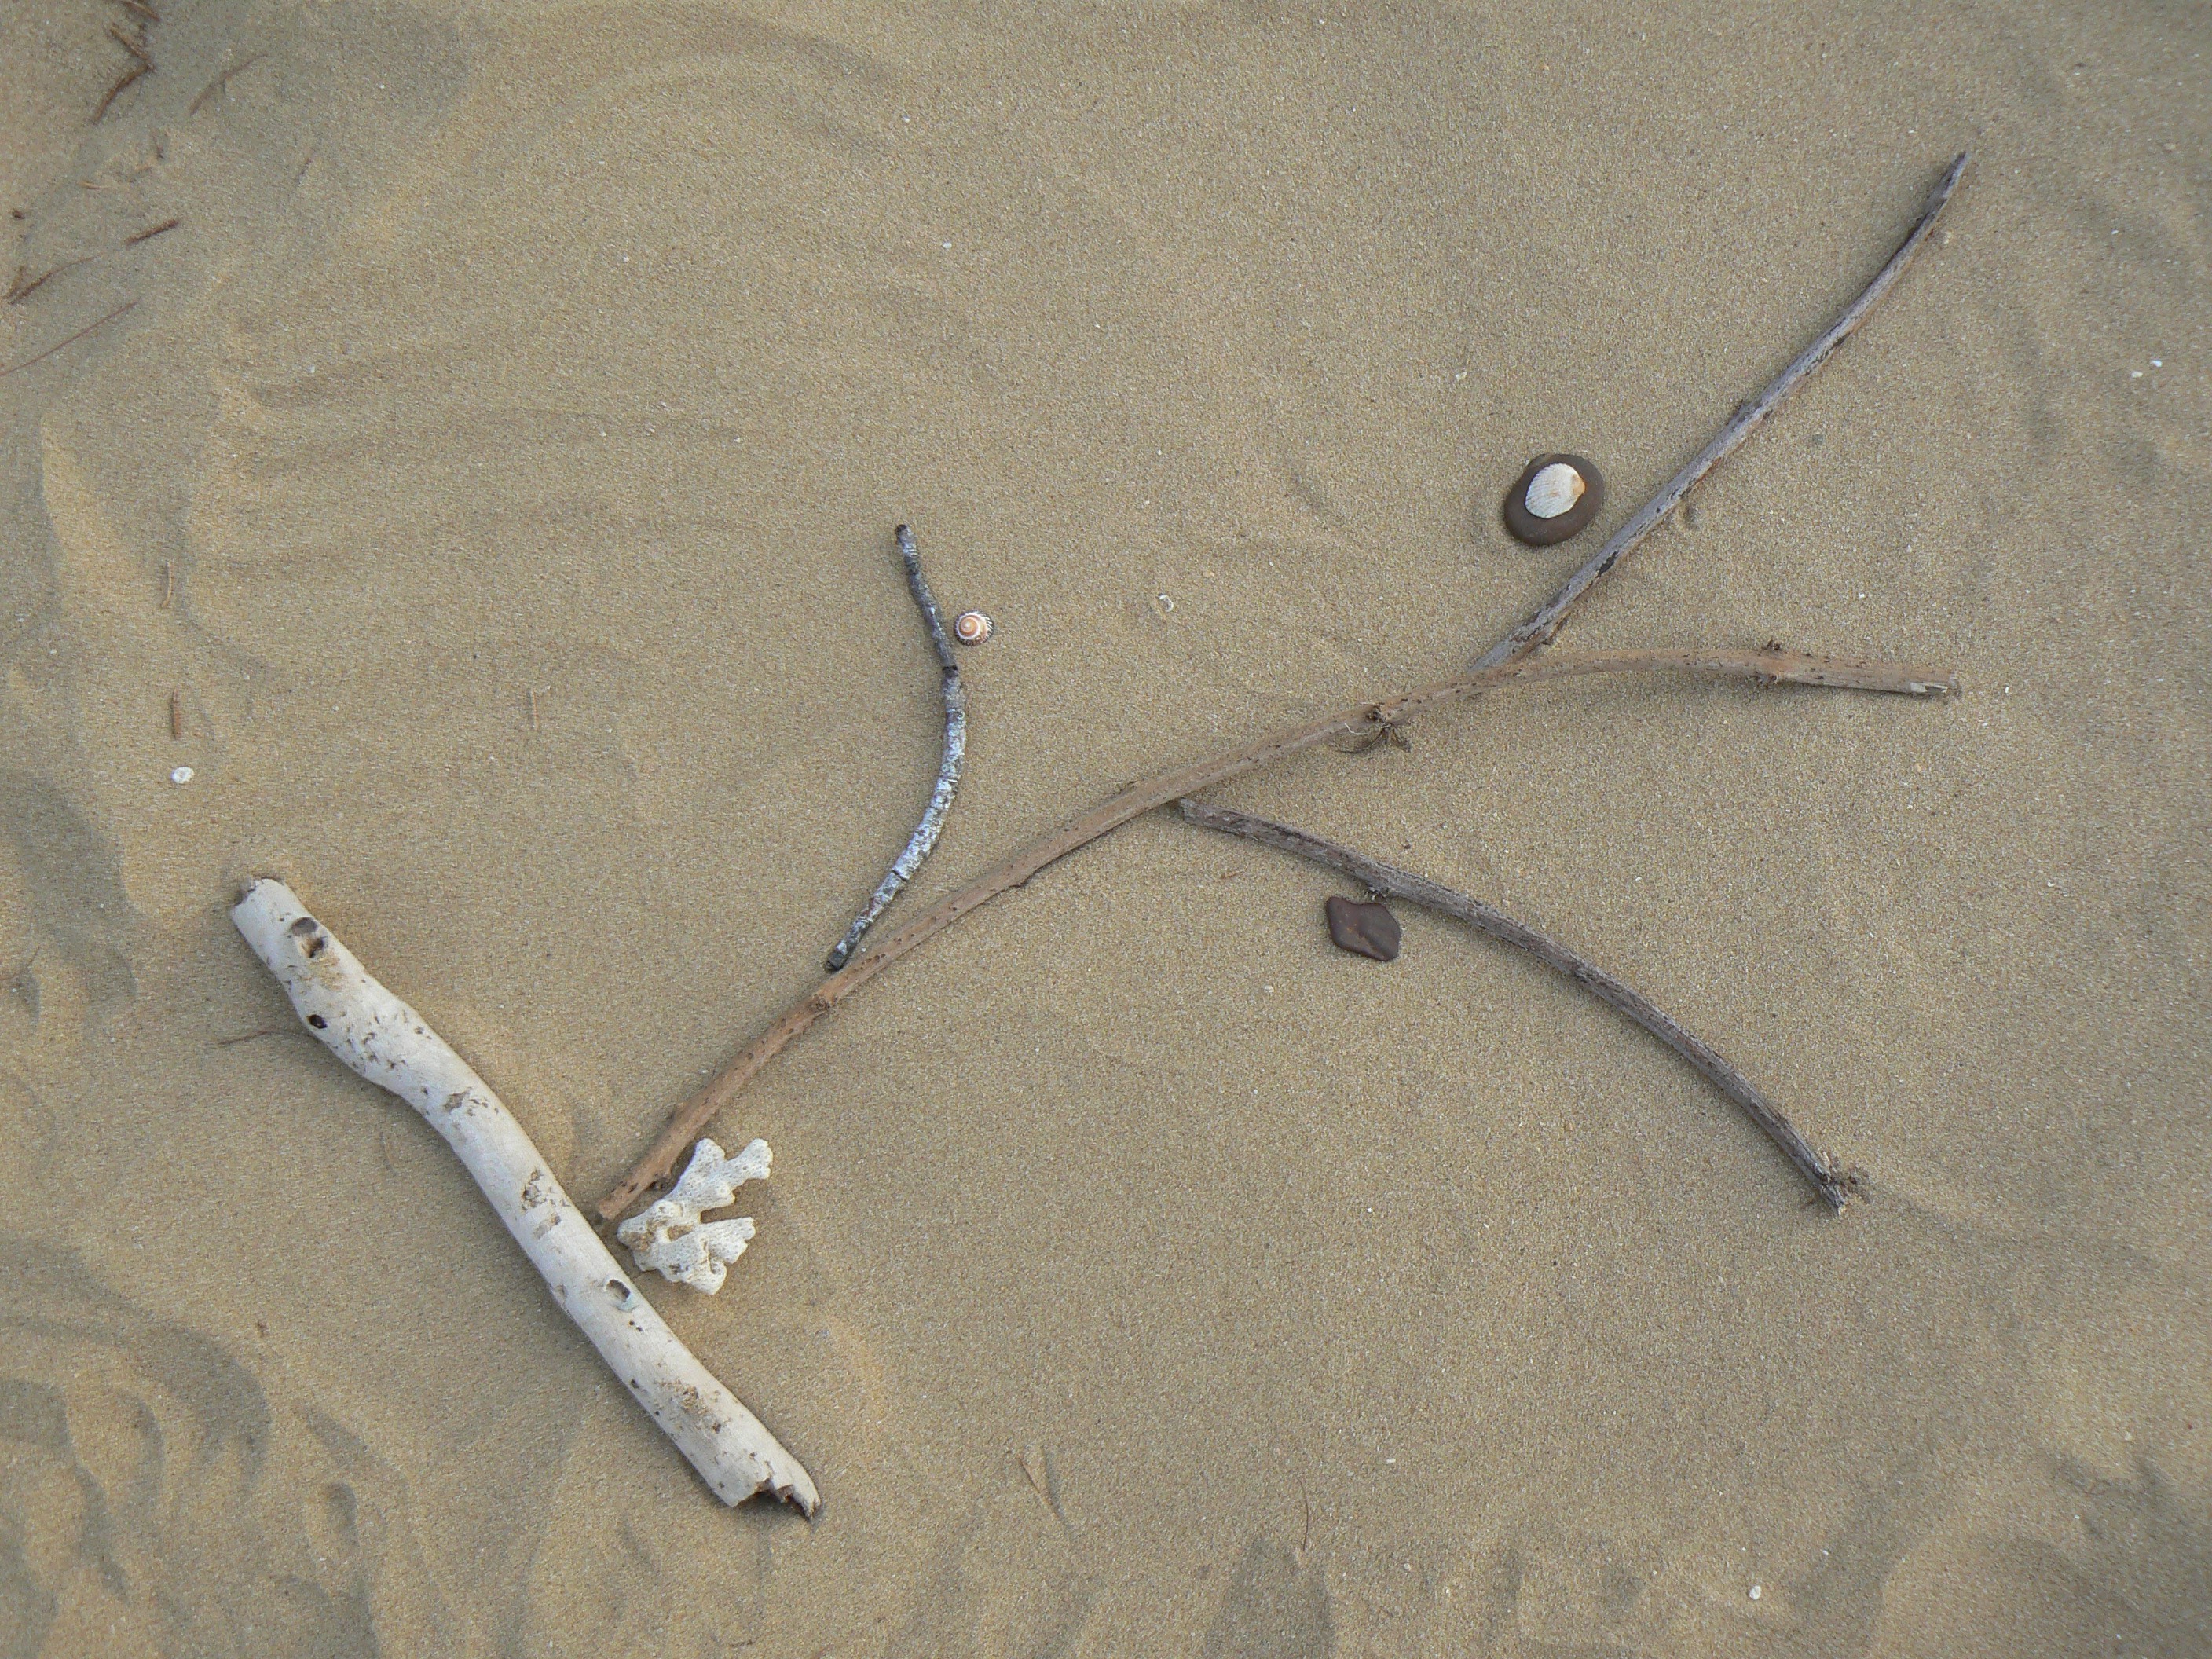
[{"left": 1524, "top": 462, "right": 1588, "bottom": 520}]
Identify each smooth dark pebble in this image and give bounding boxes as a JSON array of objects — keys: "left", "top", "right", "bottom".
[
  {"left": 1502, "top": 451, "right": 1605, "bottom": 546},
  {"left": 1324, "top": 895, "right": 1401, "bottom": 962}
]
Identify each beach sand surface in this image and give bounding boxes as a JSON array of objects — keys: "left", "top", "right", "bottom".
[{"left": 2, "top": 1, "right": 2208, "bottom": 1652}]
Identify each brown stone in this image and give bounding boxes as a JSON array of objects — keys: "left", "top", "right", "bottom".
[
  {"left": 1502, "top": 452, "right": 1606, "bottom": 545},
  {"left": 1324, "top": 895, "right": 1401, "bottom": 962}
]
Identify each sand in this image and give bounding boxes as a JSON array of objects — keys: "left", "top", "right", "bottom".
[{"left": 3, "top": 2, "right": 2207, "bottom": 1652}]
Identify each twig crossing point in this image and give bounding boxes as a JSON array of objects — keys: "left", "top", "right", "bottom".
[
  {"left": 232, "top": 879, "right": 818, "bottom": 1514},
  {"left": 825, "top": 525, "right": 968, "bottom": 972},
  {"left": 1180, "top": 801, "right": 1851, "bottom": 1210}
]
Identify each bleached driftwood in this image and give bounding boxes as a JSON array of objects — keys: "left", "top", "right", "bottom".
[
  {"left": 617, "top": 1137, "right": 771, "bottom": 1294},
  {"left": 230, "top": 878, "right": 819, "bottom": 1515}
]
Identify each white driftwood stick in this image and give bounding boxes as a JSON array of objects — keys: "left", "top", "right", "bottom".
[{"left": 230, "top": 878, "right": 819, "bottom": 1515}]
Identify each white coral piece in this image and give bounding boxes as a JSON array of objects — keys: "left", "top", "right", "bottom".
[{"left": 617, "top": 1137, "right": 773, "bottom": 1294}]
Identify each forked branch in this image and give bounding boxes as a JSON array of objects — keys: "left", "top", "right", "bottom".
[{"left": 597, "top": 645, "right": 1950, "bottom": 1219}]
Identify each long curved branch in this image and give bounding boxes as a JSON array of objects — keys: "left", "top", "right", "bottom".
[
  {"left": 1179, "top": 800, "right": 1851, "bottom": 1210},
  {"left": 597, "top": 645, "right": 1951, "bottom": 1220}
]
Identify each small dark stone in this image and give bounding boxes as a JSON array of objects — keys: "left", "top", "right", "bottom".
[
  {"left": 1502, "top": 452, "right": 1605, "bottom": 546},
  {"left": 1324, "top": 895, "right": 1401, "bottom": 962}
]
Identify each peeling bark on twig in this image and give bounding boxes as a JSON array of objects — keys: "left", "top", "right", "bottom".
[{"left": 826, "top": 526, "right": 968, "bottom": 971}]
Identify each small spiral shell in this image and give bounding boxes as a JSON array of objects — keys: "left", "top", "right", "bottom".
[{"left": 953, "top": 610, "right": 994, "bottom": 645}]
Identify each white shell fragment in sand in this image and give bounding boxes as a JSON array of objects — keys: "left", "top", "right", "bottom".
[
  {"left": 229, "top": 878, "right": 817, "bottom": 1514},
  {"left": 617, "top": 1137, "right": 772, "bottom": 1294},
  {"left": 1524, "top": 461, "right": 1588, "bottom": 519}
]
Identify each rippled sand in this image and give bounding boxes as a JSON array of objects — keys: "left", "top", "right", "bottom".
[{"left": 3, "top": 2, "right": 2207, "bottom": 1652}]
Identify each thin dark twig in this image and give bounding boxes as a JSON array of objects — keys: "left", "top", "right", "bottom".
[
  {"left": 124, "top": 218, "right": 181, "bottom": 246},
  {"left": 189, "top": 53, "right": 265, "bottom": 116},
  {"left": 108, "top": 24, "right": 153, "bottom": 65},
  {"left": 1179, "top": 800, "right": 1850, "bottom": 1210},
  {"left": 216, "top": 1027, "right": 301, "bottom": 1047},
  {"left": 597, "top": 644, "right": 1950, "bottom": 1219},
  {"left": 0, "top": 299, "right": 137, "bottom": 379},
  {"left": 1474, "top": 152, "right": 1969, "bottom": 672},
  {"left": 824, "top": 525, "right": 969, "bottom": 972},
  {"left": 5, "top": 255, "right": 96, "bottom": 305},
  {"left": 93, "top": 63, "right": 151, "bottom": 122}
]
